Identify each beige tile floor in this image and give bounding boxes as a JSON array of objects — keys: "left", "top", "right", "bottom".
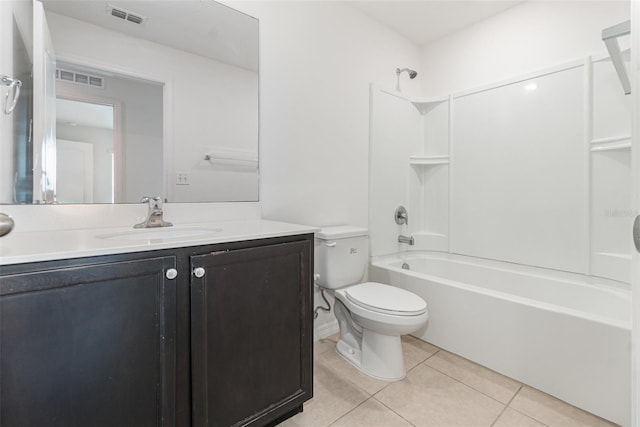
[{"left": 281, "top": 334, "right": 618, "bottom": 427}]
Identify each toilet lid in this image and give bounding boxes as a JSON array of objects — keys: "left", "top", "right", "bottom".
[{"left": 344, "top": 282, "right": 427, "bottom": 316}]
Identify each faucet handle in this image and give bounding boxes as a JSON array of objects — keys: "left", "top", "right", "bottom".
[
  {"left": 140, "top": 196, "right": 163, "bottom": 209},
  {"left": 151, "top": 196, "right": 163, "bottom": 209},
  {"left": 395, "top": 206, "right": 408, "bottom": 225}
]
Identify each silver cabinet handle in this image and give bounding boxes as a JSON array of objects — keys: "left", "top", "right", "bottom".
[
  {"left": 165, "top": 268, "right": 178, "bottom": 280},
  {"left": 193, "top": 267, "right": 205, "bottom": 278}
]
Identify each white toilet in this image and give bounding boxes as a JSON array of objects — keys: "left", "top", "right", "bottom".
[{"left": 315, "top": 225, "right": 428, "bottom": 380}]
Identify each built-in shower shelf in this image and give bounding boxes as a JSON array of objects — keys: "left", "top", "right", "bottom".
[
  {"left": 410, "top": 155, "right": 449, "bottom": 166},
  {"left": 411, "top": 96, "right": 448, "bottom": 115},
  {"left": 590, "top": 135, "right": 631, "bottom": 152}
]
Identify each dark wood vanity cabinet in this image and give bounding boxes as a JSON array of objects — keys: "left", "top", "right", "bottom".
[
  {"left": 191, "top": 240, "right": 312, "bottom": 427},
  {"left": 0, "top": 255, "right": 178, "bottom": 427},
  {"left": 0, "top": 234, "right": 314, "bottom": 427}
]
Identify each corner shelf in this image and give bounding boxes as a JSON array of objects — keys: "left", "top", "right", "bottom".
[
  {"left": 409, "top": 155, "right": 449, "bottom": 166},
  {"left": 411, "top": 96, "right": 449, "bottom": 115},
  {"left": 590, "top": 135, "right": 631, "bottom": 152}
]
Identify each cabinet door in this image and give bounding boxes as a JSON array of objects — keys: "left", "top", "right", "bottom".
[
  {"left": 191, "top": 240, "right": 312, "bottom": 427},
  {"left": 0, "top": 256, "right": 177, "bottom": 427}
]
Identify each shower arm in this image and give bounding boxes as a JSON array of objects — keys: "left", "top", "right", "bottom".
[{"left": 602, "top": 20, "right": 631, "bottom": 95}]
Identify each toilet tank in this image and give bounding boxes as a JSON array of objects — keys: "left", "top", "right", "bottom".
[{"left": 315, "top": 225, "right": 368, "bottom": 289}]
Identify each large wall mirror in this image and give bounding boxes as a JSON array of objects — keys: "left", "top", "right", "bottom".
[{"left": 1, "top": 0, "right": 258, "bottom": 204}]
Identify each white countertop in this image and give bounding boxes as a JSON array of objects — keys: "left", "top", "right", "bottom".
[{"left": 0, "top": 219, "right": 318, "bottom": 266}]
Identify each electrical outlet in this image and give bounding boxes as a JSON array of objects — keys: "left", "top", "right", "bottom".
[{"left": 176, "top": 172, "right": 190, "bottom": 185}]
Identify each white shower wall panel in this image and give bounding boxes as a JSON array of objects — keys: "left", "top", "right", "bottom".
[
  {"left": 590, "top": 58, "right": 633, "bottom": 282},
  {"left": 369, "top": 88, "right": 423, "bottom": 257},
  {"left": 423, "top": 101, "right": 449, "bottom": 155},
  {"left": 420, "top": 165, "right": 449, "bottom": 238},
  {"left": 450, "top": 67, "right": 587, "bottom": 274},
  {"left": 591, "top": 150, "right": 632, "bottom": 282},
  {"left": 593, "top": 58, "right": 632, "bottom": 140}
]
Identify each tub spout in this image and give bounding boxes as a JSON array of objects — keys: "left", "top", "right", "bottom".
[{"left": 398, "top": 234, "right": 414, "bottom": 245}]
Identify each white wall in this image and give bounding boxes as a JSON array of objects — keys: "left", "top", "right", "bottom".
[
  {"left": 227, "top": 1, "right": 421, "bottom": 336},
  {"left": 420, "top": 1, "right": 630, "bottom": 95},
  {"left": 228, "top": 1, "right": 421, "bottom": 228}
]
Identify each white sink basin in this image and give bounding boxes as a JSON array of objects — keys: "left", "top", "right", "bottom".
[{"left": 98, "top": 226, "right": 222, "bottom": 242}]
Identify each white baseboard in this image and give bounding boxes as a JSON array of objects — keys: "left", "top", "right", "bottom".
[{"left": 314, "top": 319, "right": 339, "bottom": 341}]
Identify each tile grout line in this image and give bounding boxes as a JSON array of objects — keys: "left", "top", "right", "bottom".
[
  {"left": 419, "top": 360, "right": 519, "bottom": 408},
  {"left": 424, "top": 348, "right": 441, "bottom": 361},
  {"left": 326, "top": 397, "right": 372, "bottom": 427},
  {"left": 402, "top": 348, "right": 440, "bottom": 377},
  {"left": 506, "top": 407, "right": 552, "bottom": 427},
  {"left": 422, "top": 353, "right": 606, "bottom": 426},
  {"left": 419, "top": 352, "right": 529, "bottom": 411},
  {"left": 371, "top": 395, "right": 418, "bottom": 427},
  {"left": 364, "top": 348, "right": 441, "bottom": 427},
  {"left": 505, "top": 386, "right": 557, "bottom": 427},
  {"left": 488, "top": 384, "right": 524, "bottom": 427},
  {"left": 505, "top": 384, "right": 524, "bottom": 407}
]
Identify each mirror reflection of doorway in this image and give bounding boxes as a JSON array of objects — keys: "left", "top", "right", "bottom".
[
  {"left": 56, "top": 98, "right": 115, "bottom": 203},
  {"left": 57, "top": 139, "right": 96, "bottom": 203},
  {"left": 55, "top": 63, "right": 164, "bottom": 203}
]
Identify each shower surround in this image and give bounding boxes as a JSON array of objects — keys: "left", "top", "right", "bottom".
[{"left": 369, "top": 54, "right": 632, "bottom": 426}]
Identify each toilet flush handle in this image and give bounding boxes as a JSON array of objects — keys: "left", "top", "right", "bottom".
[{"left": 325, "top": 241, "right": 337, "bottom": 247}]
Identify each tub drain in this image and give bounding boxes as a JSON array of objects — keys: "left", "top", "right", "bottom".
[{"left": 401, "top": 262, "right": 410, "bottom": 270}]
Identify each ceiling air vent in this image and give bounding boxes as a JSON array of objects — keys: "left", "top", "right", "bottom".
[
  {"left": 107, "top": 4, "right": 146, "bottom": 25},
  {"left": 56, "top": 68, "right": 105, "bottom": 89}
]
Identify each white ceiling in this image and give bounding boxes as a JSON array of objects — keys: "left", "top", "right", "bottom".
[
  {"left": 42, "top": 0, "right": 259, "bottom": 71},
  {"left": 42, "top": 1, "right": 522, "bottom": 70},
  {"left": 348, "top": 1, "right": 524, "bottom": 46}
]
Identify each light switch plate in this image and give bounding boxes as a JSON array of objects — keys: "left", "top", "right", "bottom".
[{"left": 176, "top": 172, "right": 190, "bottom": 185}]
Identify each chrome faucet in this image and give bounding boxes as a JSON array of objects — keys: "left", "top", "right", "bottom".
[
  {"left": 395, "top": 206, "right": 409, "bottom": 225},
  {"left": 134, "top": 196, "right": 173, "bottom": 228},
  {"left": 398, "top": 234, "right": 414, "bottom": 245}
]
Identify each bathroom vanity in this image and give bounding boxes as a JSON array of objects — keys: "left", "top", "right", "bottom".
[{"left": 0, "top": 220, "right": 315, "bottom": 427}]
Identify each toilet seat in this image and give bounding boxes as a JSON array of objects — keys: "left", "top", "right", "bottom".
[{"left": 344, "top": 282, "right": 427, "bottom": 316}]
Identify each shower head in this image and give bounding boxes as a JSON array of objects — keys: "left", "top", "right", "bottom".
[
  {"left": 395, "top": 68, "right": 417, "bottom": 92},
  {"left": 396, "top": 68, "right": 418, "bottom": 79}
]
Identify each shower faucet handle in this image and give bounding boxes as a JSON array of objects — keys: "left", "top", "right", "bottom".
[{"left": 395, "top": 206, "right": 408, "bottom": 225}]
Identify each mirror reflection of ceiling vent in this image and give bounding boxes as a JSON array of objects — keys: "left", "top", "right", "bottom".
[
  {"left": 56, "top": 69, "right": 105, "bottom": 89},
  {"left": 107, "top": 4, "right": 146, "bottom": 25}
]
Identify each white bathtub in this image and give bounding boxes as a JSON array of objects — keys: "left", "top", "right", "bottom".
[{"left": 369, "top": 252, "right": 631, "bottom": 426}]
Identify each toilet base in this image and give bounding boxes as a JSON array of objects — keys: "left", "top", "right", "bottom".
[{"left": 336, "top": 330, "right": 405, "bottom": 381}]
